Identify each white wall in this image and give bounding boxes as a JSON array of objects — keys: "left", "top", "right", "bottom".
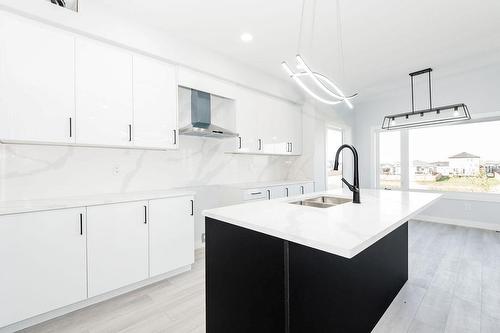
[{"left": 353, "top": 62, "right": 500, "bottom": 230}]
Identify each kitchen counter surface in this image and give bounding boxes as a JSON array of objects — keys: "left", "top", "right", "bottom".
[
  {"left": 0, "top": 189, "right": 196, "bottom": 216},
  {"left": 204, "top": 189, "right": 441, "bottom": 258}
]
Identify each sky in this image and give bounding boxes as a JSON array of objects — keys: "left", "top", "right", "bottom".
[{"left": 380, "top": 120, "right": 500, "bottom": 164}]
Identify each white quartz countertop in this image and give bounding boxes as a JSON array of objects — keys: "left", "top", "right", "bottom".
[
  {"left": 223, "top": 180, "right": 313, "bottom": 189},
  {"left": 203, "top": 189, "right": 441, "bottom": 258},
  {"left": 0, "top": 189, "right": 195, "bottom": 216}
]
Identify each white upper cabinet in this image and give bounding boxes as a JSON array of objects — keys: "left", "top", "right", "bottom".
[
  {"left": 0, "top": 13, "right": 75, "bottom": 144},
  {"left": 234, "top": 91, "right": 259, "bottom": 153},
  {"left": 75, "top": 38, "right": 134, "bottom": 147},
  {"left": 0, "top": 208, "right": 86, "bottom": 328},
  {"left": 133, "top": 56, "right": 178, "bottom": 149},
  {"left": 149, "top": 196, "right": 195, "bottom": 277},
  {"left": 232, "top": 89, "right": 302, "bottom": 156},
  {"left": 87, "top": 201, "right": 149, "bottom": 297}
]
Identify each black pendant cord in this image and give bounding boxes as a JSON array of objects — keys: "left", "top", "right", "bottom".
[{"left": 411, "top": 75, "right": 415, "bottom": 114}]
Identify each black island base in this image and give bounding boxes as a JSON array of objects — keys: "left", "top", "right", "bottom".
[{"left": 205, "top": 217, "right": 408, "bottom": 333}]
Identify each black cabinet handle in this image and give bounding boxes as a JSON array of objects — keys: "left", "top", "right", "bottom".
[
  {"left": 301, "top": 186, "right": 304, "bottom": 194},
  {"left": 267, "top": 189, "right": 271, "bottom": 200},
  {"left": 69, "top": 117, "right": 73, "bottom": 138},
  {"left": 144, "top": 205, "right": 147, "bottom": 224},
  {"left": 128, "top": 124, "right": 132, "bottom": 142},
  {"left": 190, "top": 200, "right": 194, "bottom": 216},
  {"left": 173, "top": 129, "right": 177, "bottom": 145},
  {"left": 285, "top": 188, "right": 289, "bottom": 197},
  {"left": 238, "top": 136, "right": 242, "bottom": 149},
  {"left": 79, "top": 213, "right": 83, "bottom": 235},
  {"left": 290, "top": 142, "right": 293, "bottom": 153},
  {"left": 258, "top": 139, "right": 262, "bottom": 151}
]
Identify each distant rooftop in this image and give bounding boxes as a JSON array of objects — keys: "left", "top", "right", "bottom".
[{"left": 449, "top": 152, "right": 480, "bottom": 159}]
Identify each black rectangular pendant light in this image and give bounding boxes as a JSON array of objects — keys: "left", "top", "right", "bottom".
[{"left": 382, "top": 68, "right": 471, "bottom": 130}]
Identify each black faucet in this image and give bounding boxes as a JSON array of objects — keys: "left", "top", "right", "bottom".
[{"left": 333, "top": 144, "right": 360, "bottom": 204}]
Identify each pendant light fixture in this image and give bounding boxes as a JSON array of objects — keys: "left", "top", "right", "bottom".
[
  {"left": 382, "top": 68, "right": 471, "bottom": 130},
  {"left": 281, "top": 0, "right": 357, "bottom": 108}
]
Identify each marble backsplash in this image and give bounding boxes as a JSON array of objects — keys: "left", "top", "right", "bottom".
[{"left": 0, "top": 135, "right": 302, "bottom": 201}]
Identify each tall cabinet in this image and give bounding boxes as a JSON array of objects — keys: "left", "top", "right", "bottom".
[{"left": 0, "top": 12, "right": 75, "bottom": 144}]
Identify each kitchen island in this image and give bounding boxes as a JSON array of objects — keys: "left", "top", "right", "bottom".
[{"left": 203, "top": 189, "right": 441, "bottom": 333}]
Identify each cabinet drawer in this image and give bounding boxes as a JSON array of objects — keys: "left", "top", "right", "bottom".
[{"left": 243, "top": 188, "right": 267, "bottom": 201}]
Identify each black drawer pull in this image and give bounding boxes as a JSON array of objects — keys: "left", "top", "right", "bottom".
[
  {"left": 190, "top": 200, "right": 194, "bottom": 216},
  {"left": 144, "top": 206, "right": 147, "bottom": 224},
  {"left": 79, "top": 213, "right": 83, "bottom": 235}
]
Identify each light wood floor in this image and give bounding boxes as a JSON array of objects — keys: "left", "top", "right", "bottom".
[{"left": 21, "top": 221, "right": 500, "bottom": 333}]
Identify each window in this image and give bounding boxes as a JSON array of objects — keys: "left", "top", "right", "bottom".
[
  {"left": 326, "top": 128, "right": 343, "bottom": 189},
  {"left": 377, "top": 119, "right": 500, "bottom": 194},
  {"left": 378, "top": 130, "right": 400, "bottom": 189},
  {"left": 409, "top": 121, "right": 500, "bottom": 193}
]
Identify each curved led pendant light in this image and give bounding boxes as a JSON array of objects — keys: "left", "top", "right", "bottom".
[{"left": 282, "top": 0, "right": 357, "bottom": 108}]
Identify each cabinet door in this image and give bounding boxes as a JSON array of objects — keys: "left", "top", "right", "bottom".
[
  {"left": 87, "top": 201, "right": 149, "bottom": 297},
  {"left": 267, "top": 186, "right": 285, "bottom": 199},
  {"left": 133, "top": 56, "right": 178, "bottom": 149},
  {"left": 284, "top": 184, "right": 302, "bottom": 198},
  {"left": 235, "top": 91, "right": 259, "bottom": 153},
  {"left": 301, "top": 182, "right": 315, "bottom": 194},
  {"left": 289, "top": 104, "right": 303, "bottom": 155},
  {"left": 274, "top": 101, "right": 302, "bottom": 155},
  {"left": 149, "top": 196, "right": 194, "bottom": 277},
  {"left": 0, "top": 208, "right": 86, "bottom": 327},
  {"left": 0, "top": 13, "right": 75, "bottom": 144},
  {"left": 75, "top": 38, "right": 133, "bottom": 146}
]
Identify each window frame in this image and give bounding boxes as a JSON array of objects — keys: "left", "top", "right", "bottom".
[{"left": 373, "top": 112, "right": 500, "bottom": 202}]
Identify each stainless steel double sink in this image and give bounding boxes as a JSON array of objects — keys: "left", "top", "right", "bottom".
[{"left": 289, "top": 196, "right": 351, "bottom": 208}]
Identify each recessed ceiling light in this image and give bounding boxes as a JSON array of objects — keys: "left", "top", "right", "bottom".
[{"left": 240, "top": 33, "right": 253, "bottom": 42}]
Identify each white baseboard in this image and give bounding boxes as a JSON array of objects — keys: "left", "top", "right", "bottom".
[
  {"left": 414, "top": 215, "right": 500, "bottom": 232},
  {"left": 0, "top": 265, "right": 192, "bottom": 333}
]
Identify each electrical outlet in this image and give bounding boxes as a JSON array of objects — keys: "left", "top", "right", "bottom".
[{"left": 202, "top": 233, "right": 206, "bottom": 243}]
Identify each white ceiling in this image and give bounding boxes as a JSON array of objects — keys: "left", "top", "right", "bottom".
[{"left": 93, "top": 0, "right": 500, "bottom": 102}]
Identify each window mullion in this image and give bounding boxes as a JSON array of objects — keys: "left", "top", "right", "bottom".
[{"left": 401, "top": 129, "right": 410, "bottom": 191}]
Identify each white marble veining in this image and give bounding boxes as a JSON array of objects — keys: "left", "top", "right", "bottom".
[
  {"left": 203, "top": 189, "right": 441, "bottom": 258},
  {"left": 0, "top": 189, "right": 195, "bottom": 216}
]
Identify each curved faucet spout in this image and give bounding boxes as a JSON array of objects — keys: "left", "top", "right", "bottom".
[{"left": 333, "top": 144, "right": 360, "bottom": 204}]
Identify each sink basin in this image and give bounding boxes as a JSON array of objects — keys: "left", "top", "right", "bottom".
[{"left": 289, "top": 196, "right": 351, "bottom": 208}]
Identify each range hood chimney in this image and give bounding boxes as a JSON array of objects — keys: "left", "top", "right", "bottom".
[{"left": 179, "top": 89, "right": 239, "bottom": 138}]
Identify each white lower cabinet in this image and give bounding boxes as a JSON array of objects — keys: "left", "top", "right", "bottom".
[
  {"left": 267, "top": 186, "right": 285, "bottom": 199},
  {"left": 284, "top": 184, "right": 303, "bottom": 197},
  {"left": 0, "top": 208, "right": 86, "bottom": 328},
  {"left": 87, "top": 201, "right": 149, "bottom": 297},
  {"left": 149, "top": 197, "right": 195, "bottom": 277}
]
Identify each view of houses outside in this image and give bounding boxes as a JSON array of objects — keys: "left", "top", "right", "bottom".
[{"left": 379, "top": 121, "right": 500, "bottom": 193}]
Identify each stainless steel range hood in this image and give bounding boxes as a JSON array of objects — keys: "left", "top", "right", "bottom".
[{"left": 179, "top": 89, "right": 239, "bottom": 138}]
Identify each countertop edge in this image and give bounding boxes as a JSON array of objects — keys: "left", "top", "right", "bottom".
[{"left": 0, "top": 190, "right": 196, "bottom": 216}]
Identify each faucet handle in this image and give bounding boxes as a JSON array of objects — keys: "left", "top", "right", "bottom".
[{"left": 341, "top": 178, "right": 359, "bottom": 192}]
